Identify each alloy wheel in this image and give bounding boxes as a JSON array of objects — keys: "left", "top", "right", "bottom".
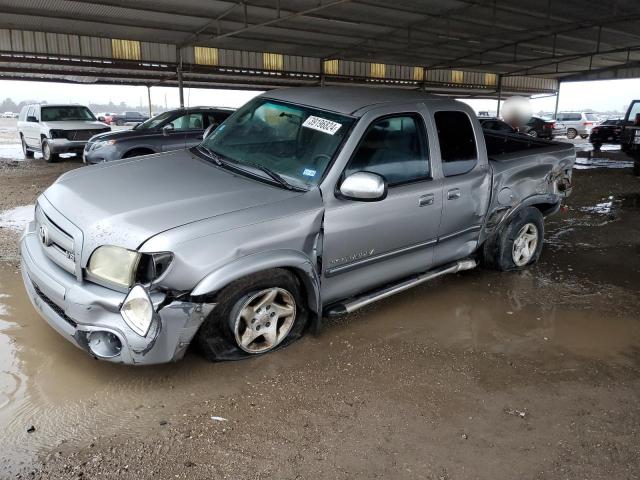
[
  {"left": 512, "top": 223, "right": 539, "bottom": 267},
  {"left": 233, "top": 288, "right": 296, "bottom": 354}
]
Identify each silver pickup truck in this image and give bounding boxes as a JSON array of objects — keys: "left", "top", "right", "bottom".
[{"left": 20, "top": 87, "right": 575, "bottom": 365}]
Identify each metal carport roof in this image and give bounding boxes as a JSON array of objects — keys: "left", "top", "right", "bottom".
[{"left": 0, "top": 0, "right": 639, "bottom": 97}]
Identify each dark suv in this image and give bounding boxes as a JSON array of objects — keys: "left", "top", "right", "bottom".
[{"left": 84, "top": 107, "right": 234, "bottom": 164}]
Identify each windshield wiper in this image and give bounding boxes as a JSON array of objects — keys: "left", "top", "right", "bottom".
[
  {"left": 196, "top": 145, "right": 224, "bottom": 166},
  {"left": 196, "top": 146, "right": 304, "bottom": 191},
  {"left": 241, "top": 161, "right": 303, "bottom": 191}
]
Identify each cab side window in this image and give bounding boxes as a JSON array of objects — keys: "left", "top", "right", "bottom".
[
  {"left": 344, "top": 114, "right": 429, "bottom": 186},
  {"left": 434, "top": 111, "right": 478, "bottom": 177}
]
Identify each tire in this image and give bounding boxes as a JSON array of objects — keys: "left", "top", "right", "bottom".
[
  {"left": 115, "top": 119, "right": 124, "bottom": 126},
  {"left": 41, "top": 139, "right": 59, "bottom": 163},
  {"left": 21, "top": 136, "right": 34, "bottom": 158},
  {"left": 566, "top": 128, "right": 577, "bottom": 139},
  {"left": 592, "top": 143, "right": 602, "bottom": 151},
  {"left": 195, "top": 269, "right": 309, "bottom": 361},
  {"left": 580, "top": 134, "right": 589, "bottom": 139},
  {"left": 527, "top": 129, "right": 538, "bottom": 138},
  {"left": 483, "top": 206, "right": 544, "bottom": 271}
]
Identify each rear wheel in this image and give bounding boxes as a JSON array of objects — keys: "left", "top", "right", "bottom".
[
  {"left": 483, "top": 206, "right": 544, "bottom": 271},
  {"left": 566, "top": 128, "right": 577, "bottom": 139},
  {"left": 195, "top": 269, "right": 309, "bottom": 361},
  {"left": 526, "top": 129, "right": 538, "bottom": 138},
  {"left": 41, "top": 140, "right": 59, "bottom": 163},
  {"left": 21, "top": 136, "right": 34, "bottom": 158},
  {"left": 580, "top": 134, "right": 589, "bottom": 139}
]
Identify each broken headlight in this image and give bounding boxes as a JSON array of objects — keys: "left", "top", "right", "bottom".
[
  {"left": 87, "top": 246, "right": 173, "bottom": 289},
  {"left": 88, "top": 245, "right": 141, "bottom": 288},
  {"left": 120, "top": 284, "right": 154, "bottom": 337}
]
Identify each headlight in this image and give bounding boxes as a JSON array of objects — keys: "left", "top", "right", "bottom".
[
  {"left": 93, "top": 139, "right": 117, "bottom": 150},
  {"left": 120, "top": 285, "right": 154, "bottom": 336},
  {"left": 88, "top": 245, "right": 140, "bottom": 288}
]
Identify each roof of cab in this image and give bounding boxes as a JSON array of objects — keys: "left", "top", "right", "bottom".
[{"left": 262, "top": 86, "right": 447, "bottom": 116}]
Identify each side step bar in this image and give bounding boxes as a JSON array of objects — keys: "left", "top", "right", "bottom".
[{"left": 324, "top": 258, "right": 477, "bottom": 317}]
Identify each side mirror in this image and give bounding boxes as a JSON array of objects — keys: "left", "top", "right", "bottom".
[
  {"left": 339, "top": 172, "right": 387, "bottom": 201},
  {"left": 202, "top": 124, "right": 217, "bottom": 140},
  {"left": 162, "top": 124, "right": 174, "bottom": 136},
  {"left": 27, "top": 116, "right": 38, "bottom": 123}
]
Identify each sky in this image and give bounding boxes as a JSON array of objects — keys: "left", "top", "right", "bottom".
[{"left": 0, "top": 77, "right": 638, "bottom": 115}]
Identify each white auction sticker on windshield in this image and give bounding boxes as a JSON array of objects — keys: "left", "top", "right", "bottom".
[{"left": 302, "top": 116, "right": 342, "bottom": 135}]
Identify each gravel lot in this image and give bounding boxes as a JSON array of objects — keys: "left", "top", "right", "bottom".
[{"left": 0, "top": 117, "right": 639, "bottom": 479}]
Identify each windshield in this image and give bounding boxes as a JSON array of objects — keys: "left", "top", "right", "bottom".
[
  {"left": 41, "top": 106, "right": 96, "bottom": 122},
  {"left": 201, "top": 98, "right": 354, "bottom": 187},
  {"left": 135, "top": 111, "right": 173, "bottom": 130}
]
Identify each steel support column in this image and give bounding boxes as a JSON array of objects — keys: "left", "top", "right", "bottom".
[
  {"left": 147, "top": 85, "right": 152, "bottom": 117},
  {"left": 496, "top": 75, "right": 503, "bottom": 117},
  {"left": 177, "top": 48, "right": 185, "bottom": 108},
  {"left": 553, "top": 82, "right": 561, "bottom": 119}
]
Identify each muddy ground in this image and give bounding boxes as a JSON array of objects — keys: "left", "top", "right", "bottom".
[{"left": 1, "top": 117, "right": 639, "bottom": 479}]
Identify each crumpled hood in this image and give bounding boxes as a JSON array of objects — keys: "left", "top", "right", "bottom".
[{"left": 43, "top": 150, "right": 302, "bottom": 262}]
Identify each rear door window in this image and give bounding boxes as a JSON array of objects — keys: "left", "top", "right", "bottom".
[
  {"left": 170, "top": 113, "right": 205, "bottom": 130},
  {"left": 344, "top": 114, "right": 430, "bottom": 186},
  {"left": 434, "top": 111, "right": 478, "bottom": 177}
]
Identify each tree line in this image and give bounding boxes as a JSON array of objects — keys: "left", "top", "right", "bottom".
[{"left": 0, "top": 97, "right": 167, "bottom": 114}]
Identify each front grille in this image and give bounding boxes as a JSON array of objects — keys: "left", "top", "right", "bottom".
[
  {"left": 67, "top": 129, "right": 109, "bottom": 141},
  {"left": 51, "top": 129, "right": 109, "bottom": 141},
  {"left": 35, "top": 204, "right": 79, "bottom": 277},
  {"left": 32, "top": 281, "right": 77, "bottom": 328}
]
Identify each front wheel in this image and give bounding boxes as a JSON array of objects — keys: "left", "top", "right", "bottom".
[
  {"left": 41, "top": 140, "right": 59, "bottom": 163},
  {"left": 195, "top": 269, "right": 308, "bottom": 361},
  {"left": 483, "top": 207, "right": 544, "bottom": 271}
]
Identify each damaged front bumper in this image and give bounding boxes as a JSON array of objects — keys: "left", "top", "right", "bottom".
[{"left": 20, "top": 224, "right": 214, "bottom": 365}]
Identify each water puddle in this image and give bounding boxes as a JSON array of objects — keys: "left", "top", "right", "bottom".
[
  {"left": 0, "top": 262, "right": 639, "bottom": 474},
  {"left": 574, "top": 156, "right": 634, "bottom": 170},
  {"left": 0, "top": 205, "right": 34, "bottom": 231},
  {"left": 0, "top": 144, "right": 25, "bottom": 160}
]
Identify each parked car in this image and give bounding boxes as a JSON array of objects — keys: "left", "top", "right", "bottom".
[
  {"left": 110, "top": 111, "right": 149, "bottom": 126},
  {"left": 17, "top": 104, "right": 110, "bottom": 162},
  {"left": 620, "top": 99, "right": 640, "bottom": 176},
  {"left": 2, "top": 111, "right": 15, "bottom": 118},
  {"left": 556, "top": 112, "right": 598, "bottom": 139},
  {"left": 479, "top": 117, "right": 517, "bottom": 133},
  {"left": 20, "top": 87, "right": 575, "bottom": 365},
  {"left": 95, "top": 112, "right": 113, "bottom": 124},
  {"left": 84, "top": 107, "right": 234, "bottom": 164},
  {"left": 524, "top": 116, "right": 566, "bottom": 139},
  {"left": 589, "top": 119, "right": 624, "bottom": 150}
]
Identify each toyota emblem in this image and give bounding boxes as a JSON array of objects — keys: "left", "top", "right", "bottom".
[{"left": 38, "top": 225, "right": 50, "bottom": 246}]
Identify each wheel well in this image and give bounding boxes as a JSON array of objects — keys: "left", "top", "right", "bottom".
[
  {"left": 40, "top": 134, "right": 47, "bottom": 142},
  {"left": 531, "top": 202, "right": 559, "bottom": 217},
  {"left": 123, "top": 148, "right": 155, "bottom": 158}
]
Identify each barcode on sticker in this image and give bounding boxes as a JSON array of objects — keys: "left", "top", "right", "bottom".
[{"left": 302, "top": 116, "right": 342, "bottom": 135}]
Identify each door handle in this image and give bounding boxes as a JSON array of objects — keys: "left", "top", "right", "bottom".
[
  {"left": 419, "top": 193, "right": 434, "bottom": 207},
  {"left": 447, "top": 188, "right": 461, "bottom": 200}
]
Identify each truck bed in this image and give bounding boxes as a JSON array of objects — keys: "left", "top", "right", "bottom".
[{"left": 481, "top": 131, "right": 575, "bottom": 237}]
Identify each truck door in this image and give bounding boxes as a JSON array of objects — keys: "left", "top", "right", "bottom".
[
  {"left": 431, "top": 109, "right": 491, "bottom": 266},
  {"left": 321, "top": 112, "right": 443, "bottom": 304},
  {"left": 24, "top": 106, "right": 39, "bottom": 148}
]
